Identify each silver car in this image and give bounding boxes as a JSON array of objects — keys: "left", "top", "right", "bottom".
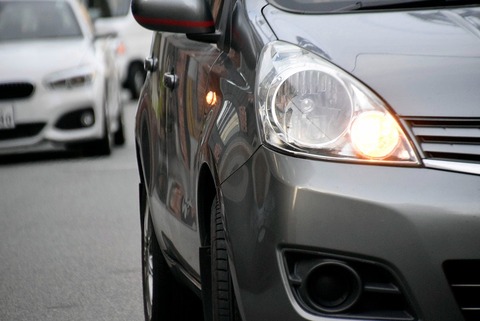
[
  {"left": 0, "top": 0, "right": 124, "bottom": 156},
  {"left": 132, "top": 0, "right": 480, "bottom": 321}
]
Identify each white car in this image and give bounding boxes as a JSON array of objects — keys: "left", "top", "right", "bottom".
[
  {"left": 0, "top": 0, "right": 124, "bottom": 156},
  {"left": 86, "top": 0, "right": 153, "bottom": 99}
]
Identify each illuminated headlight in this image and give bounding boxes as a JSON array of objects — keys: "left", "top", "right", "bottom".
[
  {"left": 256, "top": 41, "right": 419, "bottom": 164},
  {"left": 45, "top": 66, "right": 95, "bottom": 90}
]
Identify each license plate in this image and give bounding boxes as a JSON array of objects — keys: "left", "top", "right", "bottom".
[{"left": 0, "top": 105, "right": 15, "bottom": 129}]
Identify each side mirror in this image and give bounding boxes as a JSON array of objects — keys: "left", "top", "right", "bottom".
[{"left": 131, "top": 0, "right": 215, "bottom": 35}]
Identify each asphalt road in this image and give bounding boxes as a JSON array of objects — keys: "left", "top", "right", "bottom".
[{"left": 0, "top": 100, "right": 144, "bottom": 321}]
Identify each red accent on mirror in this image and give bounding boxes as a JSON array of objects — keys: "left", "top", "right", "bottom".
[{"left": 135, "top": 15, "right": 214, "bottom": 28}]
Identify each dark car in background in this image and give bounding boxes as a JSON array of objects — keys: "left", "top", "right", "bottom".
[{"left": 132, "top": 0, "right": 480, "bottom": 321}]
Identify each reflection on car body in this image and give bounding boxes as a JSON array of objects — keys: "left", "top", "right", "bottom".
[
  {"left": 0, "top": 0, "right": 124, "bottom": 156},
  {"left": 132, "top": 0, "right": 480, "bottom": 321}
]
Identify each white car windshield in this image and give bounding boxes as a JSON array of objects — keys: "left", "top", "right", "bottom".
[{"left": 0, "top": 1, "right": 82, "bottom": 42}]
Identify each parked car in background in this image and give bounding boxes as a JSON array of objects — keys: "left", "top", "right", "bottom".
[
  {"left": 132, "top": 0, "right": 480, "bottom": 321},
  {"left": 0, "top": 0, "right": 125, "bottom": 156},
  {"left": 83, "top": 0, "right": 152, "bottom": 99}
]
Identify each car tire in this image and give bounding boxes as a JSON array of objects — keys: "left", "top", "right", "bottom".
[
  {"left": 140, "top": 185, "right": 169, "bottom": 321},
  {"left": 139, "top": 183, "right": 202, "bottom": 321},
  {"left": 76, "top": 112, "right": 112, "bottom": 156},
  {"left": 89, "top": 115, "right": 112, "bottom": 156},
  {"left": 114, "top": 112, "right": 126, "bottom": 146},
  {"left": 128, "top": 63, "right": 146, "bottom": 99},
  {"left": 211, "top": 197, "right": 242, "bottom": 321}
]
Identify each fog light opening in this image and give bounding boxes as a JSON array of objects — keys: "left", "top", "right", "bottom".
[
  {"left": 302, "top": 261, "right": 361, "bottom": 313},
  {"left": 80, "top": 110, "right": 95, "bottom": 127}
]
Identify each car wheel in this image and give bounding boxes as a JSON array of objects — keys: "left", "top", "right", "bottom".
[
  {"left": 211, "top": 197, "right": 242, "bottom": 321},
  {"left": 77, "top": 111, "right": 112, "bottom": 156},
  {"left": 140, "top": 183, "right": 202, "bottom": 321},
  {"left": 128, "top": 63, "right": 146, "bottom": 99},
  {"left": 141, "top": 186, "right": 166, "bottom": 321},
  {"left": 89, "top": 115, "right": 112, "bottom": 156},
  {"left": 114, "top": 112, "right": 126, "bottom": 146}
]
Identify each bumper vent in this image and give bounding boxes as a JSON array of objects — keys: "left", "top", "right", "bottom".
[
  {"left": 0, "top": 123, "right": 45, "bottom": 140},
  {"left": 444, "top": 260, "right": 480, "bottom": 321},
  {"left": 282, "top": 249, "right": 416, "bottom": 320},
  {"left": 55, "top": 107, "right": 95, "bottom": 130},
  {"left": 0, "top": 82, "right": 35, "bottom": 100}
]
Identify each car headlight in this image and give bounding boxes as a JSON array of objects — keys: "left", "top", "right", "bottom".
[
  {"left": 256, "top": 41, "right": 419, "bottom": 164},
  {"left": 45, "top": 66, "right": 95, "bottom": 90}
]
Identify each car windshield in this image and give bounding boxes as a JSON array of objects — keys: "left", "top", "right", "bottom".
[
  {"left": 268, "top": 0, "right": 480, "bottom": 13},
  {"left": 0, "top": 1, "right": 82, "bottom": 42}
]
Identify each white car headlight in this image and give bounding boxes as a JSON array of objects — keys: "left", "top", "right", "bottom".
[
  {"left": 256, "top": 41, "right": 419, "bottom": 164},
  {"left": 45, "top": 66, "right": 95, "bottom": 90}
]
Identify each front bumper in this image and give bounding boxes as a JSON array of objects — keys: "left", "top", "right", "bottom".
[
  {"left": 221, "top": 146, "right": 480, "bottom": 321},
  {"left": 0, "top": 84, "right": 105, "bottom": 154}
]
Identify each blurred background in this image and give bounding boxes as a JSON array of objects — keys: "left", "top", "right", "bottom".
[{"left": 0, "top": 0, "right": 152, "bottom": 320}]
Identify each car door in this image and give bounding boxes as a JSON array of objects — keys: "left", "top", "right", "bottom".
[{"left": 158, "top": 12, "right": 226, "bottom": 276}]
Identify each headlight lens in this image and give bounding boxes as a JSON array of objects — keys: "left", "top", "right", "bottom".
[
  {"left": 271, "top": 69, "right": 352, "bottom": 148},
  {"left": 350, "top": 111, "right": 400, "bottom": 159},
  {"left": 45, "top": 66, "right": 95, "bottom": 90},
  {"left": 256, "top": 41, "right": 419, "bottom": 164}
]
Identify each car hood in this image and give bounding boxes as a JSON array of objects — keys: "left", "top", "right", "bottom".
[
  {"left": 0, "top": 39, "right": 95, "bottom": 83},
  {"left": 263, "top": 6, "right": 480, "bottom": 117}
]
